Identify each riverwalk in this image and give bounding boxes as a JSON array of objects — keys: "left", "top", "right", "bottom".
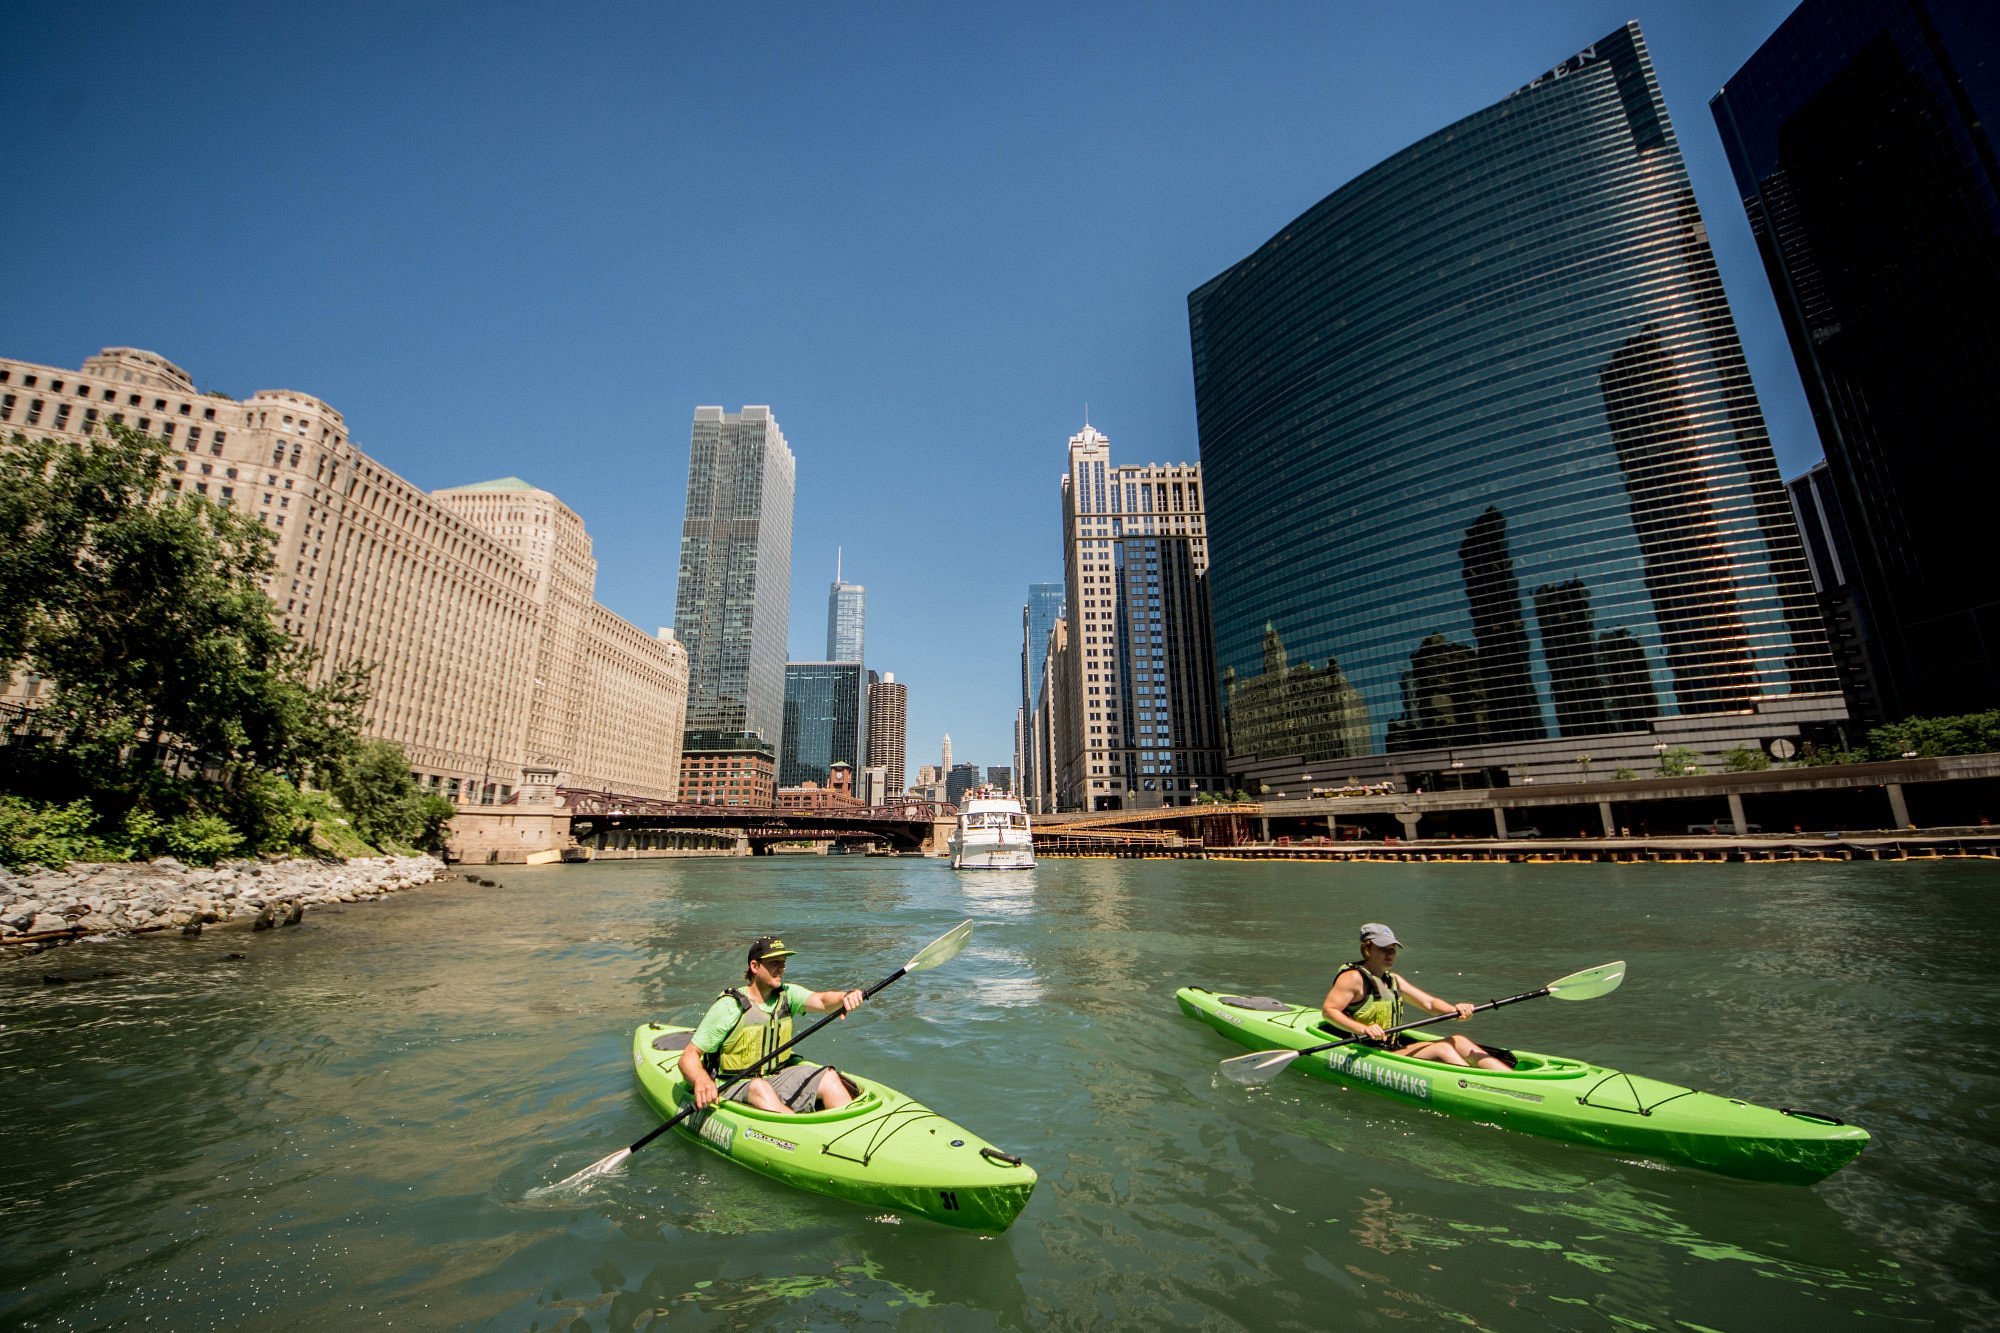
[{"left": 1048, "top": 832, "right": 2000, "bottom": 860}]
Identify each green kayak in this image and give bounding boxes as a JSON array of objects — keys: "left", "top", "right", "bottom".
[
  {"left": 1177, "top": 986, "right": 1869, "bottom": 1185},
  {"left": 630, "top": 1023, "right": 1037, "bottom": 1231}
]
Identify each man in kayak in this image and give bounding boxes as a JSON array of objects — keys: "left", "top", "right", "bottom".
[
  {"left": 1321, "top": 923, "right": 1511, "bottom": 1070},
  {"left": 679, "top": 935, "right": 865, "bottom": 1113}
]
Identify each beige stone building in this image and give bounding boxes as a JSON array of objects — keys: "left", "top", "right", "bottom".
[{"left": 1, "top": 347, "right": 685, "bottom": 801}]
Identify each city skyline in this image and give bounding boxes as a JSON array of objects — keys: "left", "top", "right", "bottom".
[{"left": 3, "top": 2, "right": 1838, "bottom": 767}]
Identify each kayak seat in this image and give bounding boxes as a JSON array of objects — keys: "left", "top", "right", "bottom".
[{"left": 1219, "top": 996, "right": 1291, "bottom": 1011}]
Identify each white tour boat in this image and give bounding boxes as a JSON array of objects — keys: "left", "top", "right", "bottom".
[{"left": 949, "top": 789, "right": 1036, "bottom": 869}]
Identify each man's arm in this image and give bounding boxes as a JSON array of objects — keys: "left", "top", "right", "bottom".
[
  {"left": 802, "top": 984, "right": 864, "bottom": 1016},
  {"left": 679, "top": 1035, "right": 721, "bottom": 1107}
]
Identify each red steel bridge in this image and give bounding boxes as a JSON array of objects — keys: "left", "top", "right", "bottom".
[{"left": 558, "top": 789, "right": 951, "bottom": 854}]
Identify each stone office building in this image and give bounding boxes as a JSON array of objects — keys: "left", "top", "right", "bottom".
[{"left": 1, "top": 346, "right": 687, "bottom": 801}]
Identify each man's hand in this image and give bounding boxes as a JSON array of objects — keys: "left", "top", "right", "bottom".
[{"left": 691, "top": 1073, "right": 720, "bottom": 1108}]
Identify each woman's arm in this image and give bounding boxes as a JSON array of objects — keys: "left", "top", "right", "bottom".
[{"left": 1396, "top": 977, "right": 1476, "bottom": 1021}]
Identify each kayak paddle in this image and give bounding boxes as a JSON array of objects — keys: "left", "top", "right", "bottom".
[
  {"left": 1218, "top": 960, "right": 1625, "bottom": 1086},
  {"left": 533, "top": 919, "right": 975, "bottom": 1194}
]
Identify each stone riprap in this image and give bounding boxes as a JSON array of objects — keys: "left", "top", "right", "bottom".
[{"left": 0, "top": 855, "right": 447, "bottom": 944}]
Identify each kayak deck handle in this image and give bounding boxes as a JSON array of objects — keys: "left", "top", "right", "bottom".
[
  {"left": 1780, "top": 1107, "right": 1847, "bottom": 1126},
  {"left": 980, "top": 1147, "right": 1026, "bottom": 1168}
]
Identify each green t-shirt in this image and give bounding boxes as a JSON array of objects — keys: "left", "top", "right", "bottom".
[{"left": 690, "top": 982, "right": 812, "bottom": 1054}]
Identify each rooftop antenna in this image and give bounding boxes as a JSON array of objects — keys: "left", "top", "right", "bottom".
[{"left": 836, "top": 545, "right": 842, "bottom": 582}]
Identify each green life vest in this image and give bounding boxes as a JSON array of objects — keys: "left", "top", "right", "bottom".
[
  {"left": 1338, "top": 962, "right": 1405, "bottom": 1031},
  {"left": 705, "top": 986, "right": 800, "bottom": 1078}
]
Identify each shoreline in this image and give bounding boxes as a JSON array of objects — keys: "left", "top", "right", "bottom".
[
  {"left": 0, "top": 854, "right": 449, "bottom": 951},
  {"left": 1043, "top": 830, "right": 2000, "bottom": 862}
]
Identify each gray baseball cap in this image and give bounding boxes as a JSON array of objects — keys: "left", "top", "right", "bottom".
[{"left": 1359, "top": 923, "right": 1400, "bottom": 948}]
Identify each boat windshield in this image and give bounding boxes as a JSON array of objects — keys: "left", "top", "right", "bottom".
[{"left": 965, "top": 812, "right": 1029, "bottom": 829}]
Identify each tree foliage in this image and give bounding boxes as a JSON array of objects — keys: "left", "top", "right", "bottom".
[
  {"left": 1721, "top": 745, "right": 1771, "bottom": 772},
  {"left": 327, "top": 740, "right": 436, "bottom": 851},
  {"left": 0, "top": 424, "right": 371, "bottom": 857}
]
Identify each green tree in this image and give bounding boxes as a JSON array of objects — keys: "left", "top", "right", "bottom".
[
  {"left": 1721, "top": 745, "right": 1771, "bottom": 772},
  {"left": 1655, "top": 746, "right": 1704, "bottom": 778},
  {"left": 328, "top": 740, "right": 441, "bottom": 850},
  {"left": 1864, "top": 711, "right": 2000, "bottom": 760},
  {"left": 1, "top": 424, "right": 368, "bottom": 848}
]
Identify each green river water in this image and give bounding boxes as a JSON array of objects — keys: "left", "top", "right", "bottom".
[{"left": 2, "top": 856, "right": 1996, "bottom": 1330}]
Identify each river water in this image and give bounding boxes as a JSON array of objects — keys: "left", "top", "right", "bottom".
[{"left": 2, "top": 855, "right": 1996, "bottom": 1330}]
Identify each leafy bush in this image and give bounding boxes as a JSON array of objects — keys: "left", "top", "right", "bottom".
[
  {"left": 161, "top": 814, "right": 245, "bottom": 864},
  {"left": 0, "top": 796, "right": 118, "bottom": 869},
  {"left": 1863, "top": 710, "right": 2000, "bottom": 761},
  {"left": 415, "top": 794, "right": 457, "bottom": 853},
  {"left": 1722, "top": 745, "right": 1771, "bottom": 772},
  {"left": 1656, "top": 746, "right": 1704, "bottom": 777},
  {"left": 328, "top": 740, "right": 437, "bottom": 851}
]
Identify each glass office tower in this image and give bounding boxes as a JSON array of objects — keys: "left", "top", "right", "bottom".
[
  {"left": 1713, "top": 0, "right": 2000, "bottom": 720},
  {"left": 1188, "top": 22, "right": 1843, "bottom": 790},
  {"left": 1015, "top": 582, "right": 1065, "bottom": 800},
  {"left": 826, "top": 551, "right": 865, "bottom": 663},
  {"left": 674, "top": 406, "right": 795, "bottom": 746},
  {"left": 778, "top": 662, "right": 866, "bottom": 788}
]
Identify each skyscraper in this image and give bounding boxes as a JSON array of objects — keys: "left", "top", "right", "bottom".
[
  {"left": 1713, "top": 0, "right": 2000, "bottom": 719},
  {"left": 1052, "top": 424, "right": 1222, "bottom": 811},
  {"left": 778, "top": 662, "right": 866, "bottom": 789},
  {"left": 826, "top": 549, "right": 865, "bottom": 663},
  {"left": 1015, "top": 582, "right": 1065, "bottom": 802},
  {"left": 674, "top": 406, "right": 795, "bottom": 746},
  {"left": 866, "top": 670, "right": 907, "bottom": 795},
  {"left": 1187, "top": 22, "right": 1844, "bottom": 791}
]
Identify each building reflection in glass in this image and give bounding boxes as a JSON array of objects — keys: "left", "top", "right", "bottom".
[{"left": 1188, "top": 22, "right": 1846, "bottom": 784}]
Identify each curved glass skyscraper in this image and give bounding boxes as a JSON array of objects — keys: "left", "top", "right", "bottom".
[{"left": 1188, "top": 22, "right": 1843, "bottom": 787}]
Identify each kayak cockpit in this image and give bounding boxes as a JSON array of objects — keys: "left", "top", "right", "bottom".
[{"left": 1306, "top": 1021, "right": 1595, "bottom": 1079}]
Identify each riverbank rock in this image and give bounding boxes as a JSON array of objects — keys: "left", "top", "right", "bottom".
[{"left": 0, "top": 854, "right": 446, "bottom": 947}]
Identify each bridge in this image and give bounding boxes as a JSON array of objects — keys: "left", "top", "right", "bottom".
[{"left": 558, "top": 789, "right": 952, "bottom": 856}]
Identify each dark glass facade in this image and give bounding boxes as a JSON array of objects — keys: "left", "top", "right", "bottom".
[
  {"left": 1189, "top": 23, "right": 1842, "bottom": 785},
  {"left": 777, "top": 662, "right": 864, "bottom": 789},
  {"left": 675, "top": 407, "right": 794, "bottom": 745},
  {"left": 1713, "top": 0, "right": 2000, "bottom": 720}
]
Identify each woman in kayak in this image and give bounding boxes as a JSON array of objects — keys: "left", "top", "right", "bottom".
[
  {"left": 1322, "top": 923, "right": 1511, "bottom": 1070},
  {"left": 680, "top": 935, "right": 864, "bottom": 1113}
]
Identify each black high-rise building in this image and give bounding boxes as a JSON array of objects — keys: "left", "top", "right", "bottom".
[
  {"left": 1713, "top": 0, "right": 2000, "bottom": 719},
  {"left": 1188, "top": 22, "right": 1843, "bottom": 789}
]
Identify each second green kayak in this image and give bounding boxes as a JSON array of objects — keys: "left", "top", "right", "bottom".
[
  {"left": 1177, "top": 986, "right": 1868, "bottom": 1184},
  {"left": 631, "top": 1024, "right": 1037, "bottom": 1231}
]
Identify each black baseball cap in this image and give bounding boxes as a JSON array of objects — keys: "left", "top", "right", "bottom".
[{"left": 747, "top": 936, "right": 798, "bottom": 964}]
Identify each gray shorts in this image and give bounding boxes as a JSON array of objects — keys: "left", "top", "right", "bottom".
[{"left": 722, "top": 1061, "right": 833, "bottom": 1112}]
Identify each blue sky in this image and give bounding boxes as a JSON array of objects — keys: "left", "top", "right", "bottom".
[{"left": 3, "top": 2, "right": 1817, "bottom": 773}]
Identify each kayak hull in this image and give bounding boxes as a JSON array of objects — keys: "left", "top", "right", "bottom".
[
  {"left": 1177, "top": 986, "right": 1868, "bottom": 1185},
  {"left": 631, "top": 1024, "right": 1037, "bottom": 1231}
]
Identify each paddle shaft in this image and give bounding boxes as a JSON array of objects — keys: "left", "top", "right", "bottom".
[{"left": 621, "top": 964, "right": 909, "bottom": 1155}]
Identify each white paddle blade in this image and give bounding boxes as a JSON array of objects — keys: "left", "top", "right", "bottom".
[
  {"left": 1547, "top": 960, "right": 1625, "bottom": 1001},
  {"left": 1218, "top": 1049, "right": 1302, "bottom": 1086},
  {"left": 905, "top": 919, "right": 974, "bottom": 973},
  {"left": 529, "top": 1147, "right": 632, "bottom": 1198}
]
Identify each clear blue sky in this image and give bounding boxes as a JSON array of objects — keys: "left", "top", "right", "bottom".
[{"left": 2, "top": 2, "right": 1817, "bottom": 773}]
